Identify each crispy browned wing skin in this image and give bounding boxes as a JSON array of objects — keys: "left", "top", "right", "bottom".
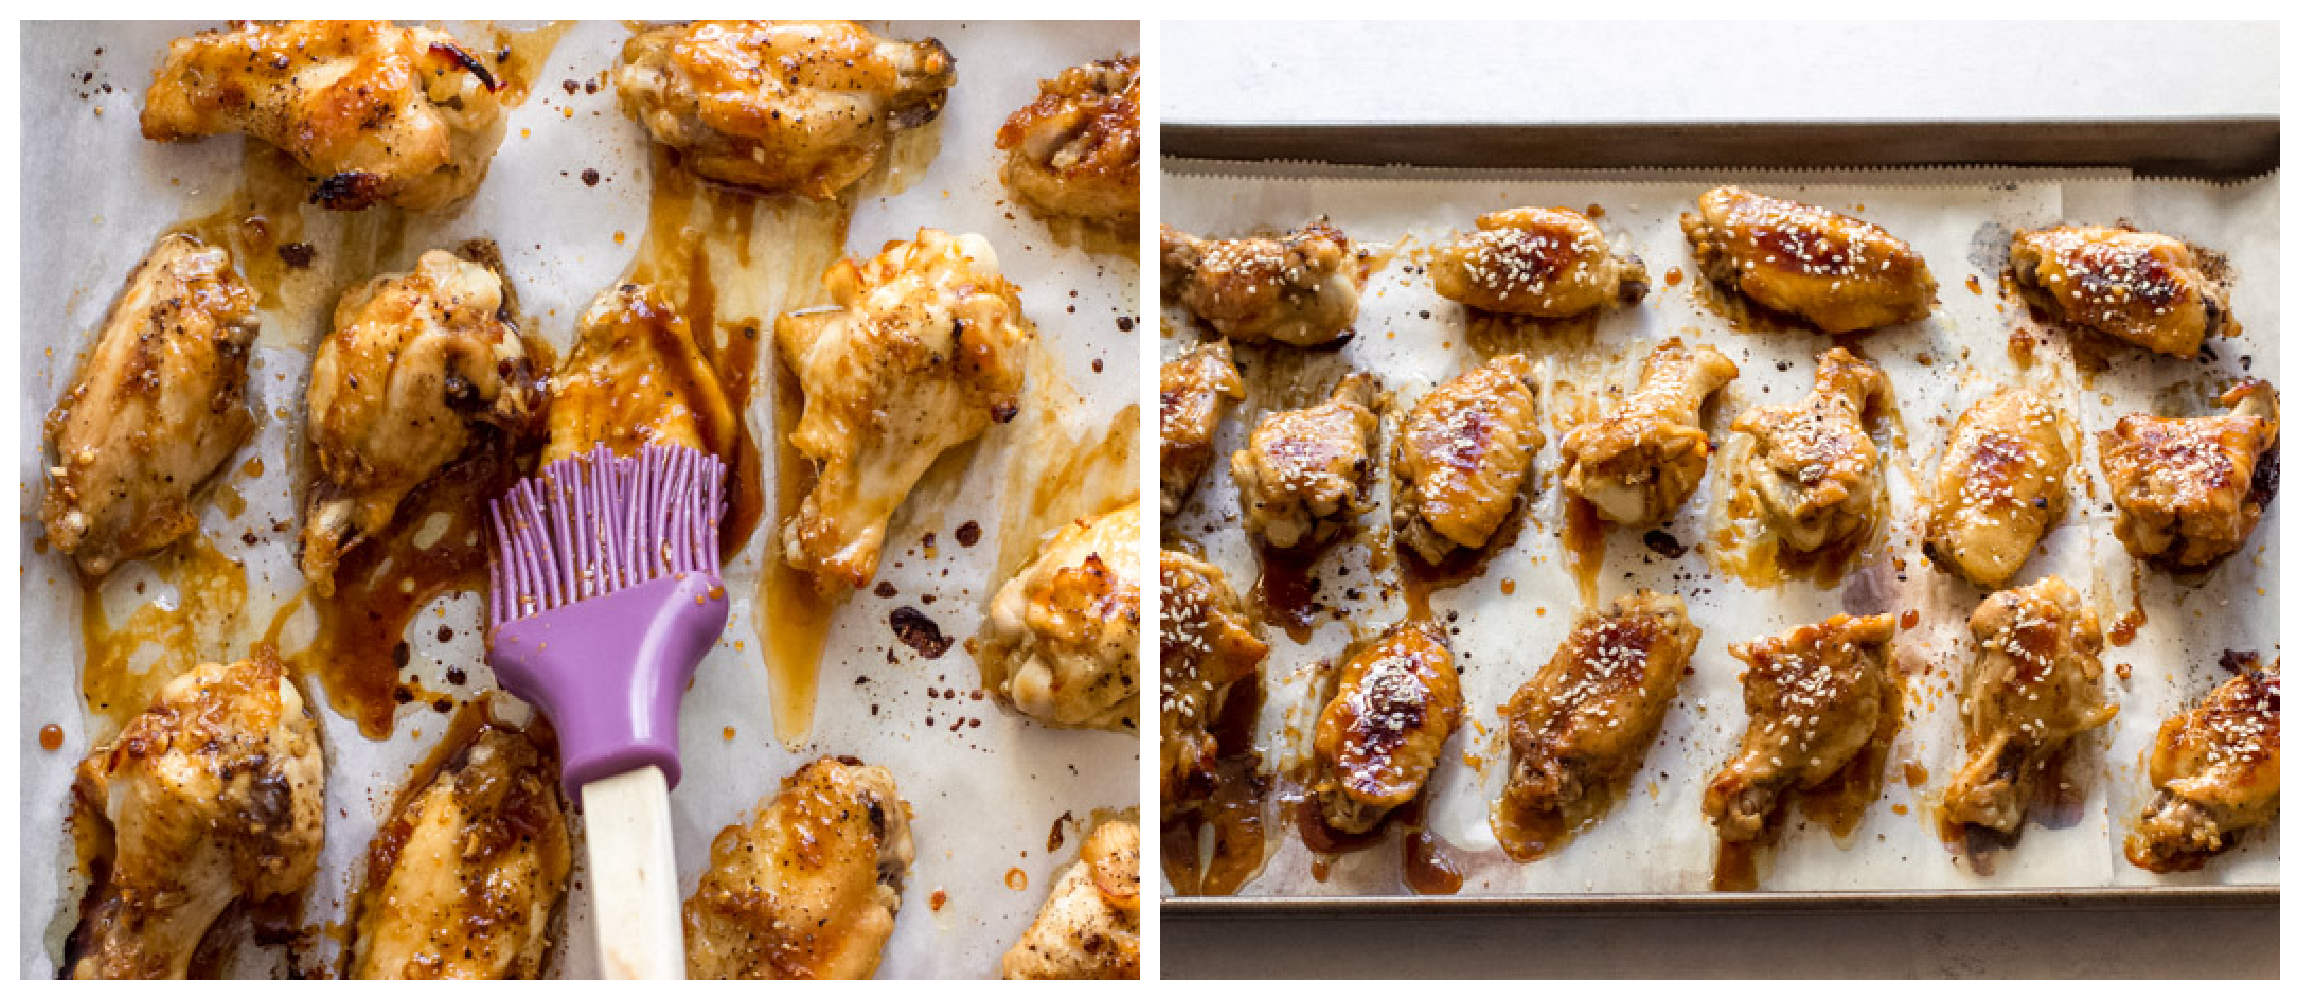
[
  {"left": 1703, "top": 613, "right": 1895, "bottom": 842},
  {"left": 982, "top": 503, "right": 1141, "bottom": 731},
  {"left": 1682, "top": 186, "right": 1935, "bottom": 333},
  {"left": 1560, "top": 338, "right": 1739, "bottom": 525},
  {"left": 1311, "top": 620, "right": 1463, "bottom": 834},
  {"left": 1160, "top": 220, "right": 1361, "bottom": 346},
  {"left": 1941, "top": 577, "right": 2117, "bottom": 834},
  {"left": 2127, "top": 669, "right": 2280, "bottom": 873},
  {"left": 1393, "top": 353, "right": 1542, "bottom": 562},
  {"left": 996, "top": 55, "right": 1138, "bottom": 230},
  {"left": 1158, "top": 550, "right": 1269, "bottom": 819},
  {"left": 1730, "top": 347, "right": 1889, "bottom": 553},
  {"left": 1230, "top": 373, "right": 1381, "bottom": 549},
  {"left": 2011, "top": 225, "right": 2228, "bottom": 358},
  {"left": 1924, "top": 388, "right": 2078, "bottom": 588},
  {"left": 2100, "top": 379, "right": 2279, "bottom": 570},
  {"left": 999, "top": 818, "right": 1140, "bottom": 980},
  {"left": 1158, "top": 340, "right": 1245, "bottom": 517},
  {"left": 1431, "top": 206, "right": 1649, "bottom": 316},
  {"left": 543, "top": 284, "right": 737, "bottom": 466}
]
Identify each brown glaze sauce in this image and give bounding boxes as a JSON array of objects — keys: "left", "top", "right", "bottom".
[
  {"left": 1248, "top": 542, "right": 1325, "bottom": 644},
  {"left": 1560, "top": 497, "right": 1605, "bottom": 609},
  {"left": 77, "top": 534, "right": 249, "bottom": 735},
  {"left": 1162, "top": 677, "right": 1270, "bottom": 897},
  {"left": 484, "top": 21, "right": 576, "bottom": 107}
]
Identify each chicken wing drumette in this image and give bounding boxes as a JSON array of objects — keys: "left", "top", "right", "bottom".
[
  {"left": 1393, "top": 354, "right": 1542, "bottom": 563},
  {"left": 685, "top": 757, "right": 915, "bottom": 980},
  {"left": 2127, "top": 668, "right": 2280, "bottom": 873},
  {"left": 1230, "top": 373, "right": 1381, "bottom": 550},
  {"left": 543, "top": 284, "right": 737, "bottom": 466},
  {"left": 43, "top": 234, "right": 256, "bottom": 578},
  {"left": 1158, "top": 550, "right": 1269, "bottom": 819},
  {"left": 1430, "top": 206, "right": 1650, "bottom": 317},
  {"left": 1160, "top": 221, "right": 1361, "bottom": 346},
  {"left": 999, "top": 818, "right": 1140, "bottom": 980},
  {"left": 1703, "top": 613, "right": 1896, "bottom": 843},
  {"left": 1730, "top": 347, "right": 1890, "bottom": 554},
  {"left": 617, "top": 20, "right": 954, "bottom": 199},
  {"left": 1158, "top": 340, "right": 1245, "bottom": 518},
  {"left": 1560, "top": 338, "right": 1739, "bottom": 525},
  {"left": 2100, "top": 380, "right": 2279, "bottom": 570},
  {"left": 2010, "top": 225, "right": 2229, "bottom": 359},
  {"left": 996, "top": 55, "right": 1138, "bottom": 231},
  {"left": 1681, "top": 186, "right": 1936, "bottom": 333},
  {"left": 982, "top": 503, "right": 1141, "bottom": 731},
  {"left": 142, "top": 20, "right": 506, "bottom": 211},
  {"left": 1311, "top": 620, "right": 1463, "bottom": 835},
  {"left": 66, "top": 653, "right": 324, "bottom": 980},
  {"left": 776, "top": 229, "right": 1033, "bottom": 590},
  {"left": 1923, "top": 388, "right": 2079, "bottom": 589},
  {"left": 1940, "top": 577, "right": 2118, "bottom": 835}
]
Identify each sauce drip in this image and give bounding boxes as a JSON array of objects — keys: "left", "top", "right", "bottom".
[
  {"left": 39, "top": 724, "right": 65, "bottom": 751},
  {"left": 483, "top": 21, "right": 576, "bottom": 106},
  {"left": 77, "top": 534, "right": 249, "bottom": 736},
  {"left": 1161, "top": 677, "right": 1270, "bottom": 896},
  {"left": 1248, "top": 542, "right": 1324, "bottom": 644},
  {"left": 1560, "top": 497, "right": 1605, "bottom": 608}
]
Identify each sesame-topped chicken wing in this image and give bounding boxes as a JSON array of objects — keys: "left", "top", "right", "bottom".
[
  {"left": 66, "top": 653, "right": 324, "bottom": 980},
  {"left": 1560, "top": 338, "right": 1739, "bottom": 525},
  {"left": 542, "top": 284, "right": 737, "bottom": 467},
  {"left": 2127, "top": 668, "right": 2280, "bottom": 873},
  {"left": 981, "top": 503, "right": 1141, "bottom": 732},
  {"left": 142, "top": 20, "right": 507, "bottom": 211},
  {"left": 776, "top": 229, "right": 1034, "bottom": 591},
  {"left": 1940, "top": 577, "right": 2118, "bottom": 835},
  {"left": 2010, "top": 225, "right": 2229, "bottom": 359},
  {"left": 1923, "top": 388, "right": 2078, "bottom": 589},
  {"left": 996, "top": 55, "right": 1139, "bottom": 231},
  {"left": 1430, "top": 206, "right": 1650, "bottom": 317},
  {"left": 1230, "top": 373, "right": 1381, "bottom": 550},
  {"left": 1681, "top": 186, "right": 1936, "bottom": 333},
  {"left": 301, "top": 246, "right": 543, "bottom": 596},
  {"left": 999, "top": 818, "right": 1140, "bottom": 980},
  {"left": 43, "top": 234, "right": 257, "bottom": 578},
  {"left": 349, "top": 726, "right": 571, "bottom": 980},
  {"left": 1158, "top": 550, "right": 1269, "bottom": 819},
  {"left": 1160, "top": 221, "right": 1361, "bottom": 346},
  {"left": 1393, "top": 354, "right": 1542, "bottom": 563},
  {"left": 1703, "top": 613, "right": 1896, "bottom": 843},
  {"left": 616, "top": 21, "right": 954, "bottom": 199},
  {"left": 684, "top": 757, "right": 915, "bottom": 980},
  {"left": 1730, "top": 347, "right": 1890, "bottom": 553},
  {"left": 1311, "top": 620, "right": 1463, "bottom": 835},
  {"left": 1158, "top": 340, "right": 1245, "bottom": 518},
  {"left": 2100, "top": 380, "right": 2279, "bottom": 571}
]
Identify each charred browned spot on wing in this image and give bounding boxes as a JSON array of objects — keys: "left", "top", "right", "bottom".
[
  {"left": 428, "top": 40, "right": 502, "bottom": 92},
  {"left": 310, "top": 171, "right": 386, "bottom": 210}
]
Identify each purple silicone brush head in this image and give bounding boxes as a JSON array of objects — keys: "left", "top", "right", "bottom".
[{"left": 486, "top": 443, "right": 731, "bottom": 795}]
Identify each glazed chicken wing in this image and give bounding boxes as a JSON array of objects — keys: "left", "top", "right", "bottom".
[
  {"left": 982, "top": 503, "right": 1141, "bottom": 731},
  {"left": 1160, "top": 221, "right": 1361, "bottom": 346},
  {"left": 1560, "top": 338, "right": 1739, "bottom": 525},
  {"left": 1393, "top": 353, "right": 1542, "bottom": 563},
  {"left": 996, "top": 55, "right": 1139, "bottom": 230},
  {"left": 543, "top": 283, "right": 737, "bottom": 466},
  {"left": 2127, "top": 668, "right": 2279, "bottom": 873},
  {"left": 1703, "top": 613, "right": 1895, "bottom": 842},
  {"left": 1730, "top": 347, "right": 1889, "bottom": 553},
  {"left": 1923, "top": 388, "right": 2078, "bottom": 589},
  {"left": 776, "top": 229, "right": 1033, "bottom": 590},
  {"left": 1311, "top": 620, "right": 1463, "bottom": 835},
  {"left": 301, "top": 246, "right": 543, "bottom": 595},
  {"left": 142, "top": 20, "right": 506, "bottom": 211},
  {"left": 1682, "top": 186, "right": 1935, "bottom": 333},
  {"left": 1158, "top": 550, "right": 1269, "bottom": 819},
  {"left": 617, "top": 20, "right": 954, "bottom": 199},
  {"left": 43, "top": 234, "right": 256, "bottom": 578},
  {"left": 67, "top": 652, "right": 324, "bottom": 980},
  {"left": 2011, "top": 225, "right": 2228, "bottom": 359},
  {"left": 1000, "top": 818, "right": 1140, "bottom": 980},
  {"left": 1158, "top": 340, "right": 1245, "bottom": 517},
  {"left": 1940, "top": 577, "right": 2117, "bottom": 834},
  {"left": 685, "top": 757, "right": 915, "bottom": 980},
  {"left": 1230, "top": 373, "right": 1381, "bottom": 549},
  {"left": 349, "top": 726, "right": 571, "bottom": 979},
  {"left": 2100, "top": 379, "right": 2279, "bottom": 570},
  {"left": 1430, "top": 206, "right": 1650, "bottom": 316}
]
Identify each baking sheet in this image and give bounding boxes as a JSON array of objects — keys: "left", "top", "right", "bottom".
[
  {"left": 18, "top": 20, "right": 1140, "bottom": 978},
  {"left": 1160, "top": 159, "right": 2278, "bottom": 897}
]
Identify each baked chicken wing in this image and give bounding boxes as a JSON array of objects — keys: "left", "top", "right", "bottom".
[
  {"left": 982, "top": 503, "right": 1141, "bottom": 731},
  {"left": 1940, "top": 577, "right": 2118, "bottom": 834},
  {"left": 1730, "top": 347, "right": 1889, "bottom": 553},
  {"left": 2100, "top": 379, "right": 2279, "bottom": 570},
  {"left": 2127, "top": 668, "right": 2280, "bottom": 873},
  {"left": 1230, "top": 373, "right": 1381, "bottom": 549},
  {"left": 1158, "top": 550, "right": 1269, "bottom": 819},
  {"left": 999, "top": 818, "right": 1140, "bottom": 980},
  {"left": 1393, "top": 354, "right": 1541, "bottom": 563},
  {"left": 996, "top": 55, "right": 1139, "bottom": 230},
  {"left": 1158, "top": 340, "right": 1245, "bottom": 518},
  {"left": 1311, "top": 620, "right": 1463, "bottom": 835},
  {"left": 543, "top": 284, "right": 738, "bottom": 467},
  {"left": 1159, "top": 221, "right": 1361, "bottom": 346},
  {"left": 1430, "top": 206, "right": 1650, "bottom": 316},
  {"left": 1560, "top": 338, "right": 1739, "bottom": 525},
  {"left": 1923, "top": 388, "right": 2078, "bottom": 589},
  {"left": 1703, "top": 613, "right": 1895, "bottom": 842},
  {"left": 2010, "top": 225, "right": 2229, "bottom": 359},
  {"left": 1682, "top": 186, "right": 1935, "bottom": 333}
]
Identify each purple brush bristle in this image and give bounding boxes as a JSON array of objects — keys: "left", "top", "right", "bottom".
[{"left": 488, "top": 443, "right": 725, "bottom": 627}]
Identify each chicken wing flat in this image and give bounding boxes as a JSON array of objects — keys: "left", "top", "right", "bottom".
[
  {"left": 301, "top": 246, "right": 544, "bottom": 595},
  {"left": 617, "top": 20, "right": 954, "bottom": 199},
  {"left": 1230, "top": 373, "right": 1381, "bottom": 549},
  {"left": 2127, "top": 668, "right": 2279, "bottom": 873},
  {"left": 2010, "top": 225, "right": 2229, "bottom": 359},
  {"left": 1159, "top": 220, "right": 1361, "bottom": 346},
  {"left": 142, "top": 20, "right": 506, "bottom": 211},
  {"left": 776, "top": 229, "right": 1033, "bottom": 590},
  {"left": 2100, "top": 379, "right": 2279, "bottom": 570},
  {"left": 1311, "top": 620, "right": 1463, "bottom": 835},
  {"left": 996, "top": 55, "right": 1138, "bottom": 231},
  {"left": 1703, "top": 613, "right": 1895, "bottom": 843},
  {"left": 43, "top": 234, "right": 257, "bottom": 578},
  {"left": 1560, "top": 338, "right": 1739, "bottom": 525},
  {"left": 982, "top": 503, "right": 1140, "bottom": 731},
  {"left": 1941, "top": 577, "right": 2118, "bottom": 835},
  {"left": 685, "top": 756, "right": 915, "bottom": 980},
  {"left": 999, "top": 818, "right": 1140, "bottom": 980},
  {"left": 1730, "top": 347, "right": 1889, "bottom": 553},
  {"left": 543, "top": 283, "right": 738, "bottom": 467},
  {"left": 1430, "top": 206, "right": 1650, "bottom": 317},
  {"left": 67, "top": 652, "right": 324, "bottom": 980},
  {"left": 1682, "top": 186, "right": 1935, "bottom": 333},
  {"left": 1922, "top": 388, "right": 2078, "bottom": 589},
  {"left": 1158, "top": 340, "right": 1245, "bottom": 518},
  {"left": 1393, "top": 353, "right": 1542, "bottom": 563},
  {"left": 1158, "top": 549, "right": 1269, "bottom": 819},
  {"left": 349, "top": 726, "right": 570, "bottom": 979}
]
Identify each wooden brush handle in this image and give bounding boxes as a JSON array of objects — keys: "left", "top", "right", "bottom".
[{"left": 583, "top": 767, "right": 685, "bottom": 979}]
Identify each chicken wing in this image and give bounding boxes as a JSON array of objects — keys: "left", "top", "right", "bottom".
[
  {"left": 1311, "top": 620, "right": 1463, "bottom": 835},
  {"left": 141, "top": 20, "right": 506, "bottom": 211},
  {"left": 2010, "top": 225, "right": 2229, "bottom": 359},
  {"left": 776, "top": 229, "right": 1033, "bottom": 590},
  {"left": 66, "top": 652, "right": 324, "bottom": 980},
  {"left": 1560, "top": 338, "right": 1739, "bottom": 525},
  {"left": 1703, "top": 613, "right": 1895, "bottom": 842},
  {"left": 2100, "top": 379, "right": 2279, "bottom": 570},
  {"left": 999, "top": 818, "right": 1140, "bottom": 980},
  {"left": 349, "top": 726, "right": 571, "bottom": 979},
  {"left": 543, "top": 283, "right": 737, "bottom": 466},
  {"left": 1730, "top": 347, "right": 1889, "bottom": 553},
  {"left": 1922, "top": 388, "right": 2078, "bottom": 589},
  {"left": 684, "top": 756, "right": 915, "bottom": 980},
  {"left": 1158, "top": 549, "right": 1269, "bottom": 819},
  {"left": 1430, "top": 206, "right": 1649, "bottom": 317},
  {"left": 982, "top": 503, "right": 1141, "bottom": 731},
  {"left": 1940, "top": 577, "right": 2118, "bottom": 834},
  {"left": 996, "top": 55, "right": 1139, "bottom": 230},
  {"left": 1230, "top": 373, "right": 1381, "bottom": 550},
  {"left": 617, "top": 20, "right": 954, "bottom": 199},
  {"left": 1681, "top": 186, "right": 1935, "bottom": 333},
  {"left": 1393, "top": 353, "right": 1542, "bottom": 563},
  {"left": 2127, "top": 668, "right": 2280, "bottom": 873},
  {"left": 1160, "top": 221, "right": 1361, "bottom": 346},
  {"left": 1158, "top": 340, "right": 1245, "bottom": 518},
  {"left": 301, "top": 246, "right": 544, "bottom": 595},
  {"left": 43, "top": 233, "right": 257, "bottom": 578}
]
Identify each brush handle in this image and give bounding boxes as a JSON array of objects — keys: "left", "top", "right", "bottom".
[{"left": 583, "top": 767, "right": 685, "bottom": 979}]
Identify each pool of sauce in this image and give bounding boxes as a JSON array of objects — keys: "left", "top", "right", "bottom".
[
  {"left": 1560, "top": 497, "right": 1605, "bottom": 609},
  {"left": 1161, "top": 677, "right": 1270, "bottom": 896},
  {"left": 1249, "top": 541, "right": 1326, "bottom": 644},
  {"left": 76, "top": 534, "right": 249, "bottom": 737}
]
